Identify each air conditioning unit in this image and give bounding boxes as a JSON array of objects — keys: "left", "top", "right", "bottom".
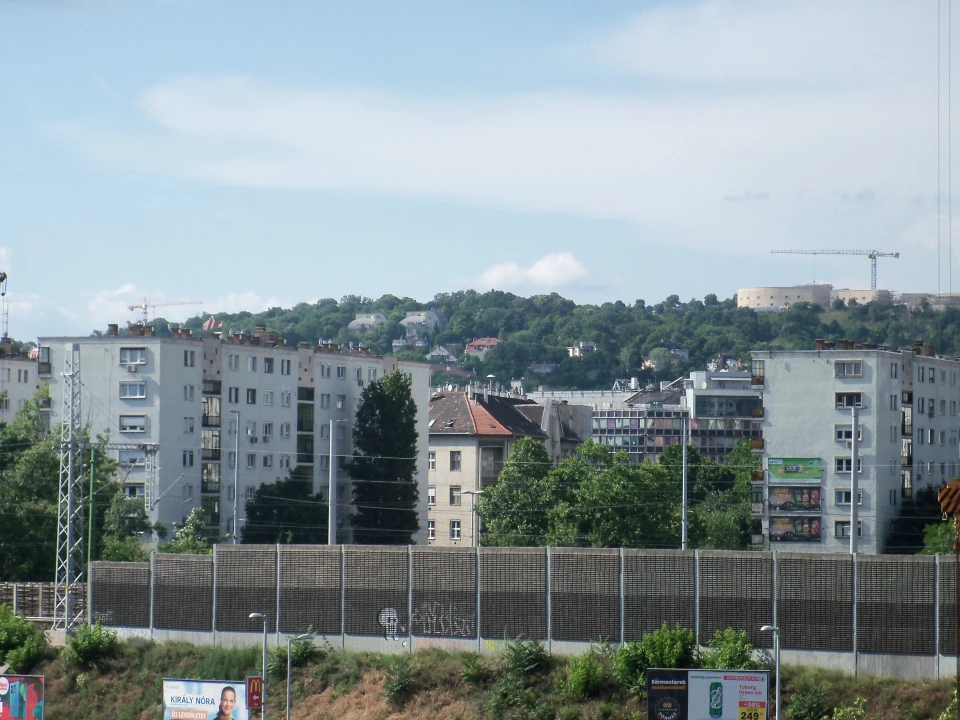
[
  {"left": 125, "top": 365, "right": 138, "bottom": 373},
  {"left": 262, "top": 436, "right": 270, "bottom": 443},
  {"left": 249, "top": 436, "right": 258, "bottom": 444}
]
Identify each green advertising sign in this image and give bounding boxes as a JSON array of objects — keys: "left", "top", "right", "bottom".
[{"left": 767, "top": 457, "right": 821, "bottom": 482}]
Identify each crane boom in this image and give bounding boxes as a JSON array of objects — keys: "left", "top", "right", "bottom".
[
  {"left": 127, "top": 297, "right": 202, "bottom": 324},
  {"left": 770, "top": 249, "right": 899, "bottom": 290}
]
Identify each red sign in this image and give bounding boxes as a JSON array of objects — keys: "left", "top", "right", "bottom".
[{"left": 246, "top": 675, "right": 263, "bottom": 709}]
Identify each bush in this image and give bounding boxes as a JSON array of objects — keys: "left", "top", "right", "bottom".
[
  {"left": 382, "top": 655, "right": 417, "bottom": 707},
  {"left": 612, "top": 642, "right": 647, "bottom": 696},
  {"left": 460, "top": 653, "right": 490, "bottom": 685},
  {"left": 699, "top": 628, "right": 758, "bottom": 670},
  {"left": 787, "top": 682, "right": 831, "bottom": 720},
  {"left": 827, "top": 697, "right": 867, "bottom": 720},
  {"left": 562, "top": 651, "right": 605, "bottom": 700},
  {"left": 267, "top": 637, "right": 321, "bottom": 679},
  {"left": 0, "top": 605, "right": 46, "bottom": 672},
  {"left": 63, "top": 622, "right": 118, "bottom": 669},
  {"left": 640, "top": 623, "right": 697, "bottom": 670},
  {"left": 502, "top": 638, "right": 550, "bottom": 679}
]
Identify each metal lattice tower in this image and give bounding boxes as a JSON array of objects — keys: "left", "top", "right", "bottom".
[{"left": 54, "top": 343, "right": 84, "bottom": 630}]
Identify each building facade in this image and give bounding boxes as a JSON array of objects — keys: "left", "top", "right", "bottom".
[
  {"left": 38, "top": 324, "right": 431, "bottom": 544},
  {"left": 753, "top": 342, "right": 960, "bottom": 554},
  {"left": 736, "top": 284, "right": 833, "bottom": 310},
  {"left": 0, "top": 340, "right": 40, "bottom": 423}
]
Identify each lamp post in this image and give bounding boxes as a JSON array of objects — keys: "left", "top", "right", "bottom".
[
  {"left": 464, "top": 489, "right": 484, "bottom": 547},
  {"left": 230, "top": 409, "right": 240, "bottom": 543},
  {"left": 250, "top": 612, "right": 269, "bottom": 720},
  {"left": 286, "top": 633, "right": 313, "bottom": 720},
  {"left": 760, "top": 624, "right": 780, "bottom": 720}
]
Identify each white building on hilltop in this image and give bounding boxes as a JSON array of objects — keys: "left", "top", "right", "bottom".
[
  {"left": 38, "top": 324, "right": 430, "bottom": 544},
  {"left": 752, "top": 341, "right": 960, "bottom": 554}
]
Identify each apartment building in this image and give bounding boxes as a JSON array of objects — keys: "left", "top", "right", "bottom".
[
  {"left": 753, "top": 341, "right": 960, "bottom": 554},
  {"left": 427, "top": 389, "right": 548, "bottom": 547},
  {"left": 0, "top": 340, "right": 40, "bottom": 423},
  {"left": 38, "top": 324, "right": 430, "bottom": 544}
]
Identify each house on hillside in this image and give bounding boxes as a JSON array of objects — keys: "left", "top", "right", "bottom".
[
  {"left": 463, "top": 337, "right": 499, "bottom": 360},
  {"left": 347, "top": 313, "right": 388, "bottom": 331},
  {"left": 426, "top": 345, "right": 458, "bottom": 362},
  {"left": 566, "top": 341, "right": 596, "bottom": 357}
]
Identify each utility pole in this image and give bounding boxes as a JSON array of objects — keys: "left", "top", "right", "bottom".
[
  {"left": 328, "top": 419, "right": 336, "bottom": 545},
  {"left": 87, "top": 449, "right": 96, "bottom": 570},
  {"left": 230, "top": 410, "right": 240, "bottom": 543},
  {"left": 54, "top": 343, "right": 83, "bottom": 631},
  {"left": 681, "top": 415, "right": 689, "bottom": 550}
]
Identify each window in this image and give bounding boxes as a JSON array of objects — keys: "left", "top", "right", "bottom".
[
  {"left": 120, "top": 381, "right": 146, "bottom": 399},
  {"left": 246, "top": 453, "right": 256, "bottom": 468},
  {"left": 930, "top": 428, "right": 936, "bottom": 444},
  {"left": 16, "top": 369, "right": 27, "bottom": 384},
  {"left": 835, "top": 520, "right": 863, "bottom": 538},
  {"left": 834, "top": 425, "right": 862, "bottom": 441},
  {"left": 320, "top": 455, "right": 330, "bottom": 470},
  {"left": 428, "top": 520, "right": 435, "bottom": 540},
  {"left": 450, "top": 451, "right": 461, "bottom": 472},
  {"left": 941, "top": 430, "right": 947, "bottom": 445},
  {"left": 428, "top": 485, "right": 436, "bottom": 506},
  {"left": 280, "top": 422, "right": 291, "bottom": 438},
  {"left": 919, "top": 397, "right": 926, "bottom": 413},
  {"left": 450, "top": 485, "right": 462, "bottom": 506},
  {"left": 228, "top": 451, "right": 236, "bottom": 469},
  {"left": 182, "top": 484, "right": 193, "bottom": 499},
  {"left": 930, "top": 368, "right": 936, "bottom": 383},
  {"left": 119, "top": 449, "right": 146, "bottom": 467},
  {"left": 280, "top": 454, "right": 291, "bottom": 469},
  {"left": 280, "top": 359, "right": 291, "bottom": 375},
  {"left": 354, "top": 367, "right": 362, "bottom": 380},
  {"left": 450, "top": 520, "right": 461, "bottom": 541},
  {"left": 428, "top": 451, "right": 436, "bottom": 470},
  {"left": 337, "top": 394, "right": 347, "bottom": 409},
  {"left": 337, "top": 425, "right": 346, "bottom": 439},
  {"left": 119, "top": 415, "right": 146, "bottom": 433},
  {"left": 952, "top": 401, "right": 957, "bottom": 416},
  {"left": 184, "top": 349, "right": 195, "bottom": 367},
  {"left": 184, "top": 384, "right": 195, "bottom": 401},
  {"left": 890, "top": 489, "right": 898, "bottom": 506},
  {"left": 368, "top": 368, "right": 377, "bottom": 381},
  {"left": 246, "top": 486, "right": 257, "bottom": 500},
  {"left": 281, "top": 391, "right": 291, "bottom": 407},
  {"left": 263, "top": 391, "right": 273, "bottom": 406},
  {"left": 834, "top": 361, "right": 862, "bottom": 378},
  {"left": 247, "top": 356, "right": 257, "bottom": 372},
  {"left": 263, "top": 454, "right": 273, "bottom": 468},
  {"left": 263, "top": 357, "right": 274, "bottom": 374},
  {"left": 337, "top": 365, "right": 346, "bottom": 379},
  {"left": 228, "top": 354, "right": 239, "bottom": 371},
  {"left": 918, "top": 430, "right": 925, "bottom": 445},
  {"left": 227, "top": 486, "right": 235, "bottom": 502},
  {"left": 942, "top": 399, "right": 947, "bottom": 415},
  {"left": 246, "top": 421, "right": 257, "bottom": 437},
  {"left": 890, "top": 425, "right": 898, "bottom": 442},
  {"left": 942, "top": 370, "right": 947, "bottom": 384},
  {"left": 182, "top": 450, "right": 194, "bottom": 467},
  {"left": 834, "top": 457, "right": 863, "bottom": 473},
  {"left": 890, "top": 363, "right": 898, "bottom": 379},
  {"left": 954, "top": 371, "right": 958, "bottom": 386},
  {"left": 835, "top": 489, "right": 863, "bottom": 505},
  {"left": 260, "top": 422, "right": 272, "bottom": 440},
  {"left": 228, "top": 387, "right": 239, "bottom": 403},
  {"left": 889, "top": 394, "right": 897, "bottom": 411},
  {"left": 320, "top": 425, "right": 329, "bottom": 438},
  {"left": 320, "top": 394, "right": 331, "bottom": 409},
  {"left": 120, "top": 347, "right": 146, "bottom": 365},
  {"left": 183, "top": 417, "right": 195, "bottom": 434},
  {"left": 835, "top": 392, "right": 862, "bottom": 409},
  {"left": 320, "top": 363, "right": 331, "bottom": 378},
  {"left": 246, "top": 388, "right": 257, "bottom": 404},
  {"left": 0, "top": 396, "right": 7, "bottom": 411},
  {"left": 919, "top": 366, "right": 926, "bottom": 382}
]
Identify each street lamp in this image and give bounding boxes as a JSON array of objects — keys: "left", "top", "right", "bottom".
[
  {"left": 286, "top": 633, "right": 313, "bottom": 720},
  {"left": 464, "top": 489, "right": 484, "bottom": 547},
  {"left": 230, "top": 409, "right": 240, "bottom": 543},
  {"left": 760, "top": 624, "right": 780, "bottom": 720},
  {"left": 250, "top": 612, "right": 269, "bottom": 720}
]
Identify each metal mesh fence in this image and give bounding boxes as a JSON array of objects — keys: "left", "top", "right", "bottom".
[
  {"left": 623, "top": 550, "right": 696, "bottom": 642},
  {"left": 777, "top": 553, "right": 851, "bottom": 652},
  {"left": 856, "top": 556, "right": 935, "bottom": 655},
  {"left": 153, "top": 553, "right": 213, "bottom": 631},
  {"left": 343, "top": 546, "right": 409, "bottom": 637},
  {"left": 278, "top": 545, "right": 342, "bottom": 634},
  {"left": 551, "top": 548, "right": 619, "bottom": 642},
  {"left": 940, "top": 557, "right": 957, "bottom": 656},
  {"left": 412, "top": 547, "right": 477, "bottom": 638},
  {"left": 215, "top": 545, "right": 277, "bottom": 632},
  {"left": 90, "top": 562, "right": 150, "bottom": 627},
  {"left": 480, "top": 548, "right": 547, "bottom": 640},
  {"left": 699, "top": 552, "right": 773, "bottom": 648}
]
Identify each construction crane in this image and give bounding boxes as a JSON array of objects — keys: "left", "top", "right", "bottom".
[
  {"left": 770, "top": 249, "right": 899, "bottom": 290},
  {"left": 128, "top": 297, "right": 202, "bottom": 324}
]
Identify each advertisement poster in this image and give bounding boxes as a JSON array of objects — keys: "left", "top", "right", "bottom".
[
  {"left": 768, "top": 487, "right": 821, "bottom": 512},
  {"left": 163, "top": 679, "right": 248, "bottom": 720},
  {"left": 769, "top": 516, "right": 822, "bottom": 542},
  {"left": 0, "top": 675, "right": 43, "bottom": 720},
  {"left": 767, "top": 458, "right": 821, "bottom": 483},
  {"left": 647, "top": 669, "right": 768, "bottom": 720}
]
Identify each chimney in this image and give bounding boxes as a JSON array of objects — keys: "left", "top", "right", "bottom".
[
  {"left": 106, "top": 324, "right": 119, "bottom": 337},
  {"left": 815, "top": 339, "right": 825, "bottom": 350},
  {"left": 144, "top": 325, "right": 156, "bottom": 337}
]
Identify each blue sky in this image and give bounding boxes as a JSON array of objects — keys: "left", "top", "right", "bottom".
[{"left": 1, "top": 0, "right": 952, "bottom": 337}]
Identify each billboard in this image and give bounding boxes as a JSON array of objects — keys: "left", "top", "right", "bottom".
[
  {"left": 648, "top": 669, "right": 768, "bottom": 720},
  {"left": 163, "top": 679, "right": 248, "bottom": 720},
  {"left": 768, "top": 486, "right": 821, "bottom": 512},
  {"left": 767, "top": 457, "right": 821, "bottom": 482},
  {"left": 0, "top": 675, "right": 44, "bottom": 720},
  {"left": 769, "top": 516, "right": 821, "bottom": 542}
]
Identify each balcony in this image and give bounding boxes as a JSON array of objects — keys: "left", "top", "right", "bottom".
[
  {"left": 201, "top": 448, "right": 221, "bottom": 461},
  {"left": 481, "top": 460, "right": 504, "bottom": 481},
  {"left": 202, "top": 380, "right": 221, "bottom": 395},
  {"left": 751, "top": 502, "right": 764, "bottom": 517},
  {"left": 751, "top": 469, "right": 765, "bottom": 482},
  {"left": 297, "top": 420, "right": 314, "bottom": 433},
  {"left": 38, "top": 362, "right": 52, "bottom": 377},
  {"left": 296, "top": 453, "right": 314, "bottom": 465},
  {"left": 750, "top": 438, "right": 764, "bottom": 453},
  {"left": 750, "top": 407, "right": 765, "bottom": 418},
  {"left": 38, "top": 397, "right": 52, "bottom": 410},
  {"left": 751, "top": 375, "right": 764, "bottom": 388},
  {"left": 202, "top": 414, "right": 221, "bottom": 428},
  {"left": 901, "top": 455, "right": 913, "bottom": 466}
]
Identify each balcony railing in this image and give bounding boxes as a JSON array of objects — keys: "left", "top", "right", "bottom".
[
  {"left": 481, "top": 460, "right": 504, "bottom": 480},
  {"left": 201, "top": 448, "right": 221, "bottom": 461},
  {"left": 750, "top": 438, "right": 764, "bottom": 451},
  {"left": 751, "top": 375, "right": 764, "bottom": 386},
  {"left": 202, "top": 414, "right": 221, "bottom": 428},
  {"left": 902, "top": 455, "right": 913, "bottom": 466},
  {"left": 296, "top": 453, "right": 314, "bottom": 465},
  {"left": 38, "top": 362, "right": 52, "bottom": 377},
  {"left": 751, "top": 470, "right": 765, "bottom": 482},
  {"left": 202, "top": 380, "right": 221, "bottom": 395},
  {"left": 750, "top": 407, "right": 765, "bottom": 418},
  {"left": 297, "top": 420, "right": 314, "bottom": 433}
]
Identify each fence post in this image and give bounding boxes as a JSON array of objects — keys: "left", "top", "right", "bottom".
[
  {"left": 12, "top": 583, "right": 17, "bottom": 616},
  {"left": 276, "top": 544, "right": 282, "bottom": 645},
  {"left": 851, "top": 552, "right": 858, "bottom": 677},
  {"left": 212, "top": 544, "right": 218, "bottom": 646},
  {"left": 935, "top": 554, "right": 941, "bottom": 679},
  {"left": 694, "top": 549, "right": 700, "bottom": 646},
  {"left": 771, "top": 550, "right": 778, "bottom": 653},
  {"left": 149, "top": 552, "right": 155, "bottom": 640},
  {"left": 407, "top": 545, "right": 413, "bottom": 653},
  {"left": 546, "top": 547, "right": 552, "bottom": 654},
  {"left": 340, "top": 544, "right": 346, "bottom": 649},
  {"left": 476, "top": 545, "right": 482, "bottom": 654},
  {"left": 619, "top": 547, "right": 625, "bottom": 647}
]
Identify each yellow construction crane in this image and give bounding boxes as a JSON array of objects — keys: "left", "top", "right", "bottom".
[
  {"left": 770, "top": 249, "right": 899, "bottom": 290},
  {"left": 128, "top": 298, "right": 202, "bottom": 324}
]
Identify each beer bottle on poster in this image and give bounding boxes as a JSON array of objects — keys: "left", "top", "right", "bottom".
[{"left": 709, "top": 681, "right": 723, "bottom": 717}]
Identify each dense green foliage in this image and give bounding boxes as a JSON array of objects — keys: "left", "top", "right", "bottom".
[
  {"left": 159, "top": 508, "right": 213, "bottom": 554},
  {"left": 0, "top": 604, "right": 47, "bottom": 672},
  {"left": 347, "top": 371, "right": 420, "bottom": 544},
  {"left": 243, "top": 467, "right": 327, "bottom": 544},
  {"left": 62, "top": 622, "right": 119, "bottom": 669},
  {"left": 175, "top": 292, "right": 960, "bottom": 389},
  {"left": 477, "top": 438, "right": 756, "bottom": 549}
]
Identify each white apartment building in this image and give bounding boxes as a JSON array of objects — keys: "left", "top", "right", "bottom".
[
  {"left": 0, "top": 343, "right": 40, "bottom": 423},
  {"left": 753, "top": 341, "right": 960, "bottom": 554},
  {"left": 38, "top": 324, "right": 430, "bottom": 544}
]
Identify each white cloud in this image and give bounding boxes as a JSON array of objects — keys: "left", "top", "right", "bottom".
[{"left": 476, "top": 252, "right": 591, "bottom": 291}]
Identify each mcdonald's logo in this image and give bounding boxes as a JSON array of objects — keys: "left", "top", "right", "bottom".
[{"left": 246, "top": 675, "right": 263, "bottom": 709}]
